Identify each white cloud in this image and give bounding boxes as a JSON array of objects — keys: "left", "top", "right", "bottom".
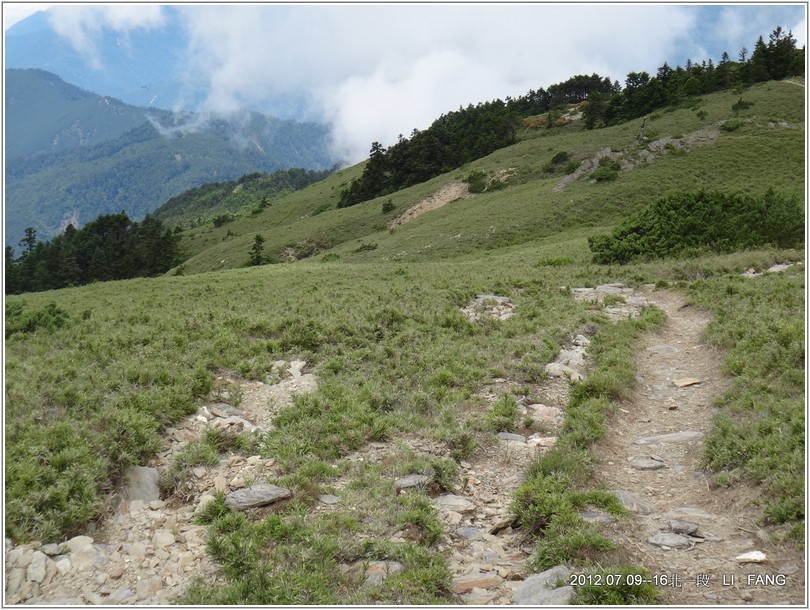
[
  {"left": 34, "top": 3, "right": 806, "bottom": 164},
  {"left": 173, "top": 4, "right": 702, "bottom": 162},
  {"left": 3, "top": 3, "right": 54, "bottom": 30},
  {"left": 46, "top": 4, "right": 166, "bottom": 69}
]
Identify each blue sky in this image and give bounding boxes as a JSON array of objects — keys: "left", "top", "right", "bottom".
[{"left": 3, "top": 3, "right": 806, "bottom": 161}]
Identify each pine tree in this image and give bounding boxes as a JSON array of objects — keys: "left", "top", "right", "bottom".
[{"left": 249, "top": 234, "right": 266, "bottom": 266}]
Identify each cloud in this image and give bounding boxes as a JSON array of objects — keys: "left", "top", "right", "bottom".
[
  {"left": 39, "top": 3, "right": 806, "bottom": 164},
  {"left": 46, "top": 4, "right": 166, "bottom": 69},
  {"left": 173, "top": 4, "right": 704, "bottom": 162}
]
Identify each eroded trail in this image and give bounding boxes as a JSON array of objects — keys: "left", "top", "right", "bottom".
[{"left": 592, "top": 290, "right": 805, "bottom": 605}]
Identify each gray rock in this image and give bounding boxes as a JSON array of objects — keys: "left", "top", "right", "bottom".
[
  {"left": 395, "top": 474, "right": 431, "bottom": 490},
  {"left": 579, "top": 510, "right": 617, "bottom": 524},
  {"left": 669, "top": 519, "right": 699, "bottom": 535},
  {"left": 545, "top": 362, "right": 583, "bottom": 382},
  {"left": 608, "top": 490, "right": 654, "bottom": 514},
  {"left": 527, "top": 404, "right": 563, "bottom": 419},
  {"left": 208, "top": 403, "right": 244, "bottom": 418},
  {"left": 26, "top": 551, "right": 48, "bottom": 584},
  {"left": 64, "top": 535, "right": 94, "bottom": 553},
  {"left": 224, "top": 483, "right": 292, "bottom": 510},
  {"left": 6, "top": 567, "right": 25, "bottom": 596},
  {"left": 498, "top": 432, "right": 526, "bottom": 442},
  {"left": 648, "top": 532, "right": 690, "bottom": 549},
  {"left": 40, "top": 543, "right": 62, "bottom": 556},
  {"left": 451, "top": 573, "right": 504, "bottom": 594},
  {"left": 457, "top": 527, "right": 484, "bottom": 541},
  {"left": 633, "top": 431, "right": 704, "bottom": 445},
  {"left": 631, "top": 457, "right": 666, "bottom": 470},
  {"left": 434, "top": 494, "right": 476, "bottom": 514},
  {"left": 136, "top": 576, "right": 162, "bottom": 601},
  {"left": 152, "top": 530, "right": 176, "bottom": 548},
  {"left": 108, "top": 587, "right": 137, "bottom": 603},
  {"left": 119, "top": 466, "right": 160, "bottom": 503},
  {"left": 513, "top": 565, "right": 573, "bottom": 605},
  {"left": 318, "top": 494, "right": 340, "bottom": 505}
]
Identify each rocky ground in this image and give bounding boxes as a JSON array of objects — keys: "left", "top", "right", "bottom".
[
  {"left": 588, "top": 285, "right": 805, "bottom": 606},
  {"left": 5, "top": 275, "right": 804, "bottom": 605}
]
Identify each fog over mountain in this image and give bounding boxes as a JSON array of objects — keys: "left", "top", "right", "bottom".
[{"left": 5, "top": 3, "right": 805, "bottom": 163}]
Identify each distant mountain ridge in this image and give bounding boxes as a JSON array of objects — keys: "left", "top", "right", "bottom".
[
  {"left": 4, "top": 8, "right": 194, "bottom": 112},
  {"left": 4, "top": 69, "right": 338, "bottom": 248}
]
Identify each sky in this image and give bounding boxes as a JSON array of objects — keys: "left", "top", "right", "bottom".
[{"left": 3, "top": 2, "right": 807, "bottom": 162}]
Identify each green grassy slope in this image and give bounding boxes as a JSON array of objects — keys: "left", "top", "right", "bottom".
[
  {"left": 4, "top": 78, "right": 804, "bottom": 604},
  {"left": 175, "top": 79, "right": 804, "bottom": 274}
]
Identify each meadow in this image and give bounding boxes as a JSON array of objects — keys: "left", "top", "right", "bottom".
[{"left": 4, "top": 77, "right": 804, "bottom": 603}]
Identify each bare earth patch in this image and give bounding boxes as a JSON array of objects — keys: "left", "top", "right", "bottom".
[{"left": 388, "top": 181, "right": 473, "bottom": 229}]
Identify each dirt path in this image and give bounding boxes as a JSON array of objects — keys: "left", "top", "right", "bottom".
[{"left": 592, "top": 289, "right": 805, "bottom": 605}]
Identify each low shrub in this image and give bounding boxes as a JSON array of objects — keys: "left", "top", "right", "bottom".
[{"left": 588, "top": 189, "right": 804, "bottom": 264}]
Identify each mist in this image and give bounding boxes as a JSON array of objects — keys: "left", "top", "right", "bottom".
[{"left": 38, "top": 3, "right": 807, "bottom": 164}]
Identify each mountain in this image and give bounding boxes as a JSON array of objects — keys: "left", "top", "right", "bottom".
[
  {"left": 169, "top": 78, "right": 804, "bottom": 274},
  {"left": 4, "top": 8, "right": 194, "bottom": 112},
  {"left": 4, "top": 69, "right": 338, "bottom": 248}
]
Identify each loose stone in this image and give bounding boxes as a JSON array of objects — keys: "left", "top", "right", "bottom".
[
  {"left": 631, "top": 457, "right": 666, "bottom": 470},
  {"left": 648, "top": 532, "right": 690, "bottom": 549},
  {"left": 224, "top": 483, "right": 292, "bottom": 510},
  {"left": 451, "top": 574, "right": 504, "bottom": 594}
]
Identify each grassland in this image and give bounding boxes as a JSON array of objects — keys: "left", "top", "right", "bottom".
[{"left": 4, "top": 78, "right": 804, "bottom": 603}]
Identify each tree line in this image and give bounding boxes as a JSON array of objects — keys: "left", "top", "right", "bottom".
[
  {"left": 340, "top": 27, "right": 803, "bottom": 207},
  {"left": 583, "top": 26, "right": 804, "bottom": 128},
  {"left": 5, "top": 213, "right": 180, "bottom": 294}
]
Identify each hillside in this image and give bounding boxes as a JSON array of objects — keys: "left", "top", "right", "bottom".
[
  {"left": 172, "top": 79, "right": 804, "bottom": 274},
  {"left": 4, "top": 77, "right": 805, "bottom": 606},
  {"left": 4, "top": 69, "right": 338, "bottom": 248}
]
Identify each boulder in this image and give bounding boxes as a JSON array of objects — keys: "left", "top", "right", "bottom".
[
  {"left": 513, "top": 565, "right": 573, "bottom": 605},
  {"left": 224, "top": 483, "right": 292, "bottom": 510}
]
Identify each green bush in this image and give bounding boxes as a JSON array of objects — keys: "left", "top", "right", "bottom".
[
  {"left": 5, "top": 302, "right": 69, "bottom": 338},
  {"left": 588, "top": 190, "right": 804, "bottom": 264},
  {"left": 465, "top": 170, "right": 488, "bottom": 194},
  {"left": 721, "top": 118, "right": 745, "bottom": 132},
  {"left": 591, "top": 158, "right": 620, "bottom": 182}
]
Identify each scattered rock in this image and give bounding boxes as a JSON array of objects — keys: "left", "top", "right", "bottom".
[
  {"left": 669, "top": 520, "right": 699, "bottom": 535},
  {"left": 513, "top": 565, "right": 573, "bottom": 605},
  {"left": 26, "top": 551, "right": 48, "bottom": 584},
  {"left": 451, "top": 573, "right": 504, "bottom": 594},
  {"left": 224, "top": 483, "right": 292, "bottom": 510},
  {"left": 648, "top": 532, "right": 690, "bottom": 549},
  {"left": 545, "top": 362, "right": 583, "bottom": 382},
  {"left": 736, "top": 551, "right": 767, "bottom": 563},
  {"left": 395, "top": 474, "right": 431, "bottom": 490},
  {"left": 152, "top": 530, "right": 176, "bottom": 548},
  {"left": 318, "top": 494, "right": 340, "bottom": 505},
  {"left": 579, "top": 510, "right": 617, "bottom": 524},
  {"left": 434, "top": 494, "right": 476, "bottom": 514},
  {"left": 631, "top": 457, "right": 666, "bottom": 470},
  {"left": 457, "top": 527, "right": 484, "bottom": 541},
  {"left": 498, "top": 432, "right": 526, "bottom": 443},
  {"left": 672, "top": 378, "right": 702, "bottom": 388},
  {"left": 64, "top": 535, "right": 94, "bottom": 553}
]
